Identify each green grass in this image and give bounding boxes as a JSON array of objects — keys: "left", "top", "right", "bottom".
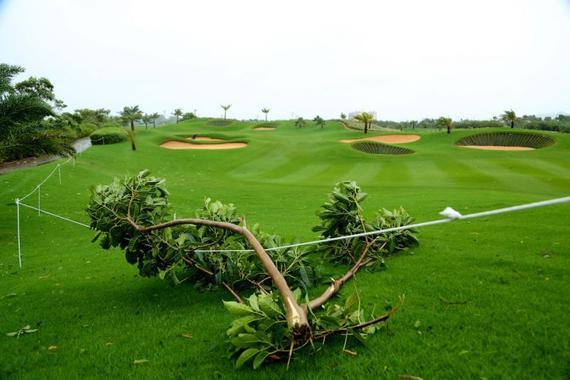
[{"left": 1, "top": 119, "right": 569, "bottom": 379}]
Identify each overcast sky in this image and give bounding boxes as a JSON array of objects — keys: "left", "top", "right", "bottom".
[{"left": 1, "top": 0, "right": 569, "bottom": 120}]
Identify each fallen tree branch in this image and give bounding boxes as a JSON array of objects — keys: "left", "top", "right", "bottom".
[{"left": 125, "top": 215, "right": 310, "bottom": 336}]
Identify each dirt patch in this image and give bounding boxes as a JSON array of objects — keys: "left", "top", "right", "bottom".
[
  {"left": 186, "top": 136, "right": 226, "bottom": 142},
  {"left": 461, "top": 145, "right": 535, "bottom": 151},
  {"left": 253, "top": 127, "right": 275, "bottom": 131},
  {"left": 160, "top": 141, "right": 247, "bottom": 150},
  {"left": 340, "top": 134, "right": 421, "bottom": 144}
]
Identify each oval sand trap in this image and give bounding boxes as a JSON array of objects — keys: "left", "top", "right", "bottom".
[
  {"left": 461, "top": 145, "right": 534, "bottom": 151},
  {"left": 253, "top": 127, "right": 275, "bottom": 131},
  {"left": 161, "top": 141, "right": 247, "bottom": 150},
  {"left": 339, "top": 134, "right": 421, "bottom": 144}
]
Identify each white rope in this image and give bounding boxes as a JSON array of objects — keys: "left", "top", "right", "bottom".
[
  {"left": 195, "top": 196, "right": 570, "bottom": 253},
  {"left": 18, "top": 202, "right": 91, "bottom": 228},
  {"left": 19, "top": 158, "right": 73, "bottom": 201}
]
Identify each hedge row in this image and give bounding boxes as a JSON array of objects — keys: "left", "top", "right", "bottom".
[{"left": 90, "top": 127, "right": 128, "bottom": 145}]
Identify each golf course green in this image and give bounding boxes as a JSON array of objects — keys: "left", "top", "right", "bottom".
[{"left": 1, "top": 119, "right": 569, "bottom": 379}]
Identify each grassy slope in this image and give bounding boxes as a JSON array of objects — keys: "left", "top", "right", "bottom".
[{"left": 1, "top": 119, "right": 569, "bottom": 379}]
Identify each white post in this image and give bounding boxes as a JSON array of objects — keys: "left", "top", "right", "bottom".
[
  {"left": 58, "top": 164, "right": 61, "bottom": 185},
  {"left": 16, "top": 198, "right": 22, "bottom": 269},
  {"left": 37, "top": 186, "right": 41, "bottom": 216}
]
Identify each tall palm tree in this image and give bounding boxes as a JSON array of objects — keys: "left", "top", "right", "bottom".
[
  {"left": 120, "top": 106, "right": 143, "bottom": 151},
  {"left": 221, "top": 104, "right": 231, "bottom": 120},
  {"left": 436, "top": 117, "right": 453, "bottom": 134},
  {"left": 501, "top": 109, "right": 516, "bottom": 128},
  {"left": 173, "top": 108, "right": 183, "bottom": 124},
  {"left": 354, "top": 112, "right": 374, "bottom": 134},
  {"left": 261, "top": 108, "right": 270, "bottom": 122}
]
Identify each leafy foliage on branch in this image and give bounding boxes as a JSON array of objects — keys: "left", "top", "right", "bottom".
[
  {"left": 86, "top": 170, "right": 317, "bottom": 291},
  {"left": 313, "top": 181, "right": 418, "bottom": 265},
  {"left": 225, "top": 289, "right": 392, "bottom": 369},
  {"left": 87, "top": 171, "right": 413, "bottom": 369}
]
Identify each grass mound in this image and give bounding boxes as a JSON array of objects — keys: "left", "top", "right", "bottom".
[
  {"left": 456, "top": 132, "right": 555, "bottom": 149},
  {"left": 207, "top": 119, "right": 233, "bottom": 127},
  {"left": 90, "top": 127, "right": 128, "bottom": 145},
  {"left": 352, "top": 141, "right": 414, "bottom": 155}
]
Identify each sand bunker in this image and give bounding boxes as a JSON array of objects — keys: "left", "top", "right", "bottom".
[
  {"left": 161, "top": 141, "right": 247, "bottom": 150},
  {"left": 340, "top": 134, "right": 421, "bottom": 144},
  {"left": 253, "top": 127, "right": 275, "bottom": 131},
  {"left": 461, "top": 145, "right": 535, "bottom": 151}
]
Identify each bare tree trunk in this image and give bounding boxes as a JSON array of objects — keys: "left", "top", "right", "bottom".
[{"left": 364, "top": 122, "right": 368, "bottom": 134}]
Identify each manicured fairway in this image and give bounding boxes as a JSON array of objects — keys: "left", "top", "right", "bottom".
[{"left": 1, "top": 119, "right": 569, "bottom": 379}]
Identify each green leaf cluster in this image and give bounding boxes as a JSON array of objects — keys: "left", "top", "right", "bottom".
[
  {"left": 87, "top": 171, "right": 319, "bottom": 292},
  {"left": 313, "top": 181, "right": 419, "bottom": 265}
]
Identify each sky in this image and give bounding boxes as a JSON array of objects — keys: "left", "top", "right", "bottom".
[{"left": 1, "top": 0, "right": 569, "bottom": 121}]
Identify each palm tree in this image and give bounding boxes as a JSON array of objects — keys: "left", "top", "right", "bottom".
[
  {"left": 313, "top": 115, "right": 325, "bottom": 129},
  {"left": 261, "top": 108, "right": 270, "bottom": 122},
  {"left": 150, "top": 112, "right": 160, "bottom": 128},
  {"left": 353, "top": 112, "right": 374, "bottom": 134},
  {"left": 0, "top": 64, "right": 53, "bottom": 139},
  {"left": 173, "top": 108, "right": 183, "bottom": 124},
  {"left": 221, "top": 104, "right": 231, "bottom": 120},
  {"left": 120, "top": 105, "right": 143, "bottom": 151},
  {"left": 501, "top": 109, "right": 516, "bottom": 128},
  {"left": 295, "top": 117, "right": 306, "bottom": 128},
  {"left": 437, "top": 117, "right": 453, "bottom": 134},
  {"left": 141, "top": 114, "right": 153, "bottom": 129}
]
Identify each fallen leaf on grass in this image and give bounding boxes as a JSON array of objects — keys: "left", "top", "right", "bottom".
[
  {"left": 48, "top": 345, "right": 58, "bottom": 352},
  {"left": 399, "top": 375, "right": 423, "bottom": 380},
  {"left": 6, "top": 325, "right": 38, "bottom": 337},
  {"left": 343, "top": 349, "right": 357, "bottom": 356},
  {"left": 105, "top": 342, "right": 113, "bottom": 346},
  {"left": 179, "top": 332, "right": 193, "bottom": 340},
  {"left": 133, "top": 359, "right": 148, "bottom": 365}
]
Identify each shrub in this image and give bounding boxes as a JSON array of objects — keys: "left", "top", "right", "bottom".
[
  {"left": 454, "top": 120, "right": 504, "bottom": 129},
  {"left": 90, "top": 126, "right": 128, "bottom": 145},
  {"left": 0, "top": 123, "right": 75, "bottom": 162},
  {"left": 74, "top": 122, "right": 97, "bottom": 138}
]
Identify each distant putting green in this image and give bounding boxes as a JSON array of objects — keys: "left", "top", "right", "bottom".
[{"left": 1, "top": 120, "right": 569, "bottom": 379}]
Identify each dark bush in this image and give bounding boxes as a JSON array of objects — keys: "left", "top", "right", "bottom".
[{"left": 90, "top": 126, "right": 128, "bottom": 145}]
